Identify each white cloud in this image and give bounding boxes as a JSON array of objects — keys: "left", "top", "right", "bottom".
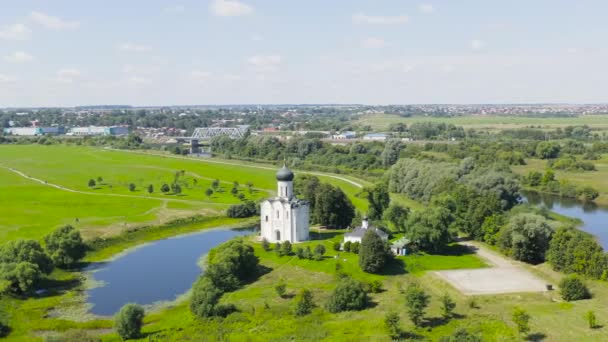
[
  {"left": 126, "top": 76, "right": 151, "bottom": 85},
  {"left": 122, "top": 64, "right": 159, "bottom": 74},
  {"left": 30, "top": 11, "right": 80, "bottom": 30},
  {"left": 361, "top": 37, "right": 386, "bottom": 49},
  {"left": 0, "top": 23, "right": 31, "bottom": 40},
  {"left": 211, "top": 0, "right": 253, "bottom": 17},
  {"left": 250, "top": 34, "right": 264, "bottom": 41},
  {"left": 4, "top": 51, "right": 35, "bottom": 63},
  {"left": 418, "top": 4, "right": 434, "bottom": 14},
  {"left": 248, "top": 55, "right": 283, "bottom": 72},
  {"left": 56, "top": 68, "right": 82, "bottom": 83},
  {"left": 352, "top": 13, "right": 409, "bottom": 25},
  {"left": 164, "top": 5, "right": 186, "bottom": 14},
  {"left": 118, "top": 43, "right": 152, "bottom": 52},
  {"left": 470, "top": 39, "right": 484, "bottom": 50},
  {"left": 0, "top": 74, "right": 18, "bottom": 83}
]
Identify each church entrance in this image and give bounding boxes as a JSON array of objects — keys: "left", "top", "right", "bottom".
[{"left": 275, "top": 230, "right": 281, "bottom": 241}]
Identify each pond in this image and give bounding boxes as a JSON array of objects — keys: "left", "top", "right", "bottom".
[
  {"left": 523, "top": 191, "right": 608, "bottom": 249},
  {"left": 86, "top": 227, "right": 254, "bottom": 316}
]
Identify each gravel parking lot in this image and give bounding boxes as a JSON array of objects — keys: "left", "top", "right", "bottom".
[{"left": 434, "top": 241, "right": 548, "bottom": 295}]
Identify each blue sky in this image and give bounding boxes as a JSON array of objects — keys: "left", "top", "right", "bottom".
[{"left": 0, "top": 0, "right": 607, "bottom": 106}]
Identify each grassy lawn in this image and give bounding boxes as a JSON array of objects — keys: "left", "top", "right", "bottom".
[
  {"left": 0, "top": 145, "right": 368, "bottom": 242},
  {"left": 356, "top": 113, "right": 608, "bottom": 131},
  {"left": 512, "top": 155, "right": 608, "bottom": 205}
]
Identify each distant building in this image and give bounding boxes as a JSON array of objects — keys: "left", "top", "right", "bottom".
[
  {"left": 390, "top": 237, "right": 411, "bottom": 256},
  {"left": 3, "top": 127, "right": 65, "bottom": 136},
  {"left": 363, "top": 133, "right": 389, "bottom": 141},
  {"left": 69, "top": 126, "right": 129, "bottom": 136},
  {"left": 260, "top": 165, "right": 310, "bottom": 243},
  {"left": 332, "top": 131, "right": 356, "bottom": 140},
  {"left": 343, "top": 217, "right": 388, "bottom": 244}
]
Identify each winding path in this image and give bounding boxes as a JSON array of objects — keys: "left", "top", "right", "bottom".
[{"left": 0, "top": 165, "right": 224, "bottom": 207}]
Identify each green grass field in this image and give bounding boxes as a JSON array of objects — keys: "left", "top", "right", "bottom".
[
  {"left": 0, "top": 145, "right": 367, "bottom": 241},
  {"left": 357, "top": 113, "right": 608, "bottom": 131},
  {"left": 512, "top": 155, "right": 608, "bottom": 205}
]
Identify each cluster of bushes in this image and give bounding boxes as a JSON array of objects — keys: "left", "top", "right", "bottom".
[
  {"left": 342, "top": 241, "right": 360, "bottom": 254},
  {"left": 263, "top": 239, "right": 328, "bottom": 261},
  {"left": 0, "top": 225, "right": 86, "bottom": 295},
  {"left": 548, "top": 155, "right": 596, "bottom": 171},
  {"left": 547, "top": 227, "right": 608, "bottom": 279},
  {"left": 226, "top": 201, "right": 258, "bottom": 218},
  {"left": 189, "top": 239, "right": 259, "bottom": 318},
  {"left": 523, "top": 169, "right": 599, "bottom": 202}
]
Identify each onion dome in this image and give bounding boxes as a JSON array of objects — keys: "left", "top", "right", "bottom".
[{"left": 276, "top": 165, "right": 294, "bottom": 181}]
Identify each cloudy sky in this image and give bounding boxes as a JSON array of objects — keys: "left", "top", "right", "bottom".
[{"left": 1, "top": 0, "right": 607, "bottom": 107}]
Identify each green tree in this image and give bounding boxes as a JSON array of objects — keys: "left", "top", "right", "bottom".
[
  {"left": 383, "top": 204, "right": 410, "bottom": 232},
  {"left": 190, "top": 277, "right": 223, "bottom": 318},
  {"left": 88, "top": 179, "right": 96, "bottom": 188},
  {"left": 281, "top": 241, "right": 293, "bottom": 256},
  {"left": 128, "top": 183, "right": 136, "bottom": 192},
  {"left": 230, "top": 187, "right": 238, "bottom": 196},
  {"left": 366, "top": 183, "right": 390, "bottom": 220},
  {"left": 295, "top": 289, "right": 314, "bottom": 316},
  {"left": 212, "top": 179, "right": 220, "bottom": 190},
  {"left": 147, "top": 184, "right": 153, "bottom": 194},
  {"left": 43, "top": 225, "right": 86, "bottom": 268},
  {"left": 205, "top": 188, "right": 213, "bottom": 199},
  {"left": 325, "top": 278, "right": 368, "bottom": 313},
  {"left": 404, "top": 283, "right": 430, "bottom": 327},
  {"left": 114, "top": 303, "right": 144, "bottom": 340},
  {"left": 499, "top": 214, "right": 553, "bottom": 264},
  {"left": 525, "top": 171, "right": 543, "bottom": 187},
  {"left": 161, "top": 183, "right": 170, "bottom": 193},
  {"left": 358, "top": 229, "right": 391, "bottom": 273},
  {"left": 542, "top": 169, "right": 555, "bottom": 184},
  {"left": 440, "top": 293, "right": 456, "bottom": 319},
  {"left": 384, "top": 311, "right": 401, "bottom": 340},
  {"left": 586, "top": 311, "right": 597, "bottom": 329},
  {"left": 351, "top": 241, "right": 360, "bottom": 254},
  {"left": 171, "top": 183, "right": 181, "bottom": 195},
  {"left": 512, "top": 307, "right": 531, "bottom": 335},
  {"left": 261, "top": 238, "right": 270, "bottom": 252},
  {"left": 96, "top": 176, "right": 103, "bottom": 183},
  {"left": 405, "top": 206, "right": 454, "bottom": 252},
  {"left": 0, "top": 262, "right": 41, "bottom": 293},
  {"left": 275, "top": 283, "right": 287, "bottom": 298},
  {"left": 536, "top": 141, "right": 561, "bottom": 159},
  {"left": 559, "top": 275, "right": 591, "bottom": 301},
  {"left": 313, "top": 183, "right": 355, "bottom": 228},
  {"left": 343, "top": 241, "right": 352, "bottom": 252},
  {"left": 0, "top": 239, "right": 53, "bottom": 274},
  {"left": 381, "top": 139, "right": 402, "bottom": 167},
  {"left": 438, "top": 329, "right": 483, "bottom": 342}
]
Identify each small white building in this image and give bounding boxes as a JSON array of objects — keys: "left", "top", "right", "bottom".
[
  {"left": 363, "top": 133, "right": 389, "bottom": 141},
  {"left": 332, "top": 131, "right": 356, "bottom": 140},
  {"left": 260, "top": 166, "right": 310, "bottom": 243},
  {"left": 69, "top": 126, "right": 129, "bottom": 136},
  {"left": 343, "top": 217, "right": 388, "bottom": 244}
]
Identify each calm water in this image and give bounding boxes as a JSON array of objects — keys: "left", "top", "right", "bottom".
[
  {"left": 523, "top": 191, "right": 608, "bottom": 249},
  {"left": 86, "top": 227, "right": 253, "bottom": 316}
]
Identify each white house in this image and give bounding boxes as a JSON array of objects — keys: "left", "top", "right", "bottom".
[
  {"left": 343, "top": 217, "right": 388, "bottom": 244},
  {"left": 260, "top": 165, "right": 310, "bottom": 243},
  {"left": 332, "top": 131, "right": 356, "bottom": 140}
]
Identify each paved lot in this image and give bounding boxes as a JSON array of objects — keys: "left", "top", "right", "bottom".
[{"left": 434, "top": 241, "right": 548, "bottom": 295}]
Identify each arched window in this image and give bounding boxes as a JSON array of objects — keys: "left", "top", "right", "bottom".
[
  {"left": 277, "top": 210, "right": 279, "bottom": 219},
  {"left": 275, "top": 230, "right": 281, "bottom": 241},
  {"left": 265, "top": 215, "right": 268, "bottom": 222}
]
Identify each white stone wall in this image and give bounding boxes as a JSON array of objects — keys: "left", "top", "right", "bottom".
[{"left": 277, "top": 181, "right": 293, "bottom": 199}]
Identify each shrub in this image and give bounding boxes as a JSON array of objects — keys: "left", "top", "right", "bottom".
[
  {"left": 560, "top": 275, "right": 591, "bottom": 301},
  {"left": 294, "top": 289, "right": 314, "bottom": 316},
  {"left": 275, "top": 283, "right": 287, "bottom": 298},
  {"left": 281, "top": 241, "right": 292, "bottom": 256},
  {"left": 226, "top": 201, "right": 258, "bottom": 218},
  {"left": 0, "top": 320, "right": 9, "bottom": 338},
  {"left": 295, "top": 247, "right": 305, "bottom": 259},
  {"left": 351, "top": 241, "right": 360, "bottom": 254},
  {"left": 404, "top": 283, "right": 430, "bottom": 327},
  {"left": 440, "top": 293, "right": 456, "bottom": 319},
  {"left": 384, "top": 311, "right": 401, "bottom": 340},
  {"left": 438, "top": 329, "right": 483, "bottom": 342},
  {"left": 325, "top": 278, "right": 368, "bottom": 313},
  {"left": 190, "top": 277, "right": 223, "bottom": 318},
  {"left": 587, "top": 311, "right": 597, "bottom": 329},
  {"left": 304, "top": 246, "right": 313, "bottom": 259},
  {"left": 314, "top": 244, "right": 326, "bottom": 256},
  {"left": 114, "top": 303, "right": 144, "bottom": 340},
  {"left": 333, "top": 242, "right": 341, "bottom": 251},
  {"left": 512, "top": 307, "right": 531, "bottom": 335},
  {"left": 275, "top": 242, "right": 282, "bottom": 256},
  {"left": 43, "top": 225, "right": 86, "bottom": 268},
  {"left": 368, "top": 280, "right": 383, "bottom": 293},
  {"left": 261, "top": 238, "right": 270, "bottom": 252},
  {"left": 343, "top": 241, "right": 352, "bottom": 252}
]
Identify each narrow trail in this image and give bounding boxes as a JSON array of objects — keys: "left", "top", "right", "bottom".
[
  {"left": 103, "top": 148, "right": 367, "bottom": 189},
  {"left": 0, "top": 165, "right": 224, "bottom": 207}
]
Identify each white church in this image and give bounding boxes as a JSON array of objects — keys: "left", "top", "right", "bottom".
[{"left": 260, "top": 165, "right": 310, "bottom": 243}]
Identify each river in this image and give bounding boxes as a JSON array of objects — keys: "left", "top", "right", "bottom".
[
  {"left": 86, "top": 227, "right": 254, "bottom": 316},
  {"left": 523, "top": 191, "right": 608, "bottom": 249}
]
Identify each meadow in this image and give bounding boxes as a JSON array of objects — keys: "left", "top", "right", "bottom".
[
  {"left": 0, "top": 145, "right": 367, "bottom": 241},
  {"left": 356, "top": 113, "right": 608, "bottom": 131}
]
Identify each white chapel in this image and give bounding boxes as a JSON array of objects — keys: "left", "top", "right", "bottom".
[{"left": 260, "top": 165, "right": 310, "bottom": 243}]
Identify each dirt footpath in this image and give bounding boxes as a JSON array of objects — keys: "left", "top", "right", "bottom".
[{"left": 434, "top": 241, "right": 548, "bottom": 295}]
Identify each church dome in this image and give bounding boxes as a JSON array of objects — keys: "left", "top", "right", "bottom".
[{"left": 276, "top": 165, "right": 294, "bottom": 181}]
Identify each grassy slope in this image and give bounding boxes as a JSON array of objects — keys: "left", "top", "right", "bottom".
[
  {"left": 0, "top": 145, "right": 367, "bottom": 241},
  {"left": 512, "top": 155, "right": 608, "bottom": 205},
  {"left": 356, "top": 113, "right": 608, "bottom": 131}
]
